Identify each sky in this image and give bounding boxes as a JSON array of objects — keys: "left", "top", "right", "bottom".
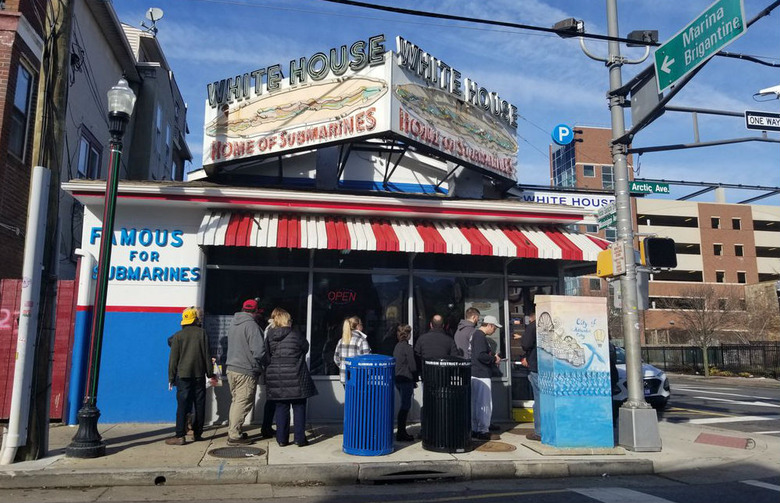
[{"left": 113, "top": 0, "right": 780, "bottom": 204}]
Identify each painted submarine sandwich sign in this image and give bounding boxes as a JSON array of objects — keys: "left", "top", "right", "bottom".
[{"left": 203, "top": 34, "right": 519, "bottom": 181}]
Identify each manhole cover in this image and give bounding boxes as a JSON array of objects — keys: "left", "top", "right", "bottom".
[
  {"left": 475, "top": 441, "right": 516, "bottom": 452},
  {"left": 208, "top": 446, "right": 265, "bottom": 458}
]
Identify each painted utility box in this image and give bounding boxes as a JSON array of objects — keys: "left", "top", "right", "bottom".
[{"left": 535, "top": 295, "right": 613, "bottom": 448}]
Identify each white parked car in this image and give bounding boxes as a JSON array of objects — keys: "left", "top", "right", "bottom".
[{"left": 612, "top": 346, "right": 670, "bottom": 409}]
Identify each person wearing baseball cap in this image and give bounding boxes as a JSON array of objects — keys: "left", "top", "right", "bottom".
[
  {"left": 166, "top": 307, "right": 215, "bottom": 445},
  {"left": 470, "top": 315, "right": 502, "bottom": 441},
  {"left": 225, "top": 298, "right": 267, "bottom": 444}
]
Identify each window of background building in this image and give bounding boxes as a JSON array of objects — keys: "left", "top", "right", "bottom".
[
  {"left": 713, "top": 244, "right": 723, "bottom": 256},
  {"left": 605, "top": 228, "right": 617, "bottom": 242},
  {"left": 585, "top": 224, "right": 598, "bottom": 233},
  {"left": 718, "top": 298, "right": 728, "bottom": 310},
  {"left": 155, "top": 104, "right": 163, "bottom": 155},
  {"left": 732, "top": 218, "right": 741, "bottom": 230},
  {"left": 711, "top": 217, "right": 720, "bottom": 229},
  {"left": 754, "top": 220, "right": 779, "bottom": 232},
  {"left": 551, "top": 143, "right": 576, "bottom": 187},
  {"left": 675, "top": 243, "right": 701, "bottom": 254},
  {"left": 735, "top": 244, "right": 744, "bottom": 257},
  {"left": 601, "top": 165, "right": 614, "bottom": 189},
  {"left": 756, "top": 246, "right": 780, "bottom": 258},
  {"left": 737, "top": 271, "right": 746, "bottom": 284},
  {"left": 583, "top": 165, "right": 595, "bottom": 177},
  {"left": 8, "top": 64, "right": 33, "bottom": 160},
  {"left": 716, "top": 271, "right": 725, "bottom": 283},
  {"left": 589, "top": 278, "right": 601, "bottom": 291},
  {"left": 76, "top": 129, "right": 102, "bottom": 179},
  {"left": 638, "top": 214, "right": 698, "bottom": 227}
]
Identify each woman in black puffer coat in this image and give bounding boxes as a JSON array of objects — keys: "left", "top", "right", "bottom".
[{"left": 264, "top": 308, "right": 317, "bottom": 447}]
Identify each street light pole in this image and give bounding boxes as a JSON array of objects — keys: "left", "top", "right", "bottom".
[
  {"left": 66, "top": 78, "right": 136, "bottom": 458},
  {"left": 604, "top": 0, "right": 661, "bottom": 451}
]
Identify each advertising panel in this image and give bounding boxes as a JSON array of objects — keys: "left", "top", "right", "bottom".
[
  {"left": 202, "top": 34, "right": 520, "bottom": 181},
  {"left": 203, "top": 35, "right": 392, "bottom": 167}
]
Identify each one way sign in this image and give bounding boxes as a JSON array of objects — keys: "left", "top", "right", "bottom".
[{"left": 745, "top": 110, "right": 780, "bottom": 132}]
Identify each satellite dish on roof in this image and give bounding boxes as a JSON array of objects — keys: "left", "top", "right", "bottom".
[{"left": 141, "top": 7, "right": 164, "bottom": 35}]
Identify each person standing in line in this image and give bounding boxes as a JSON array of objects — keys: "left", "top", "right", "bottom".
[
  {"left": 521, "top": 312, "right": 541, "bottom": 441},
  {"left": 393, "top": 324, "right": 416, "bottom": 442},
  {"left": 225, "top": 299, "right": 266, "bottom": 445},
  {"left": 333, "top": 316, "right": 371, "bottom": 385},
  {"left": 454, "top": 307, "right": 481, "bottom": 358},
  {"left": 265, "top": 308, "right": 318, "bottom": 447},
  {"left": 470, "top": 315, "right": 502, "bottom": 441},
  {"left": 166, "top": 307, "right": 215, "bottom": 445},
  {"left": 414, "top": 314, "right": 459, "bottom": 362}
]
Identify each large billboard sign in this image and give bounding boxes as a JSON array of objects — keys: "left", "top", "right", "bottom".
[{"left": 203, "top": 34, "right": 519, "bottom": 181}]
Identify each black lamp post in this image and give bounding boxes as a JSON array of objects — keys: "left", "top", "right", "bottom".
[{"left": 66, "top": 78, "right": 136, "bottom": 458}]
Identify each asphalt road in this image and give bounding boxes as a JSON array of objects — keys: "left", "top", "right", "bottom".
[
  {"left": 1, "top": 474, "right": 779, "bottom": 503},
  {"left": 660, "top": 374, "right": 780, "bottom": 437}
]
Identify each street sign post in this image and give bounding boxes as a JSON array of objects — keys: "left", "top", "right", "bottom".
[
  {"left": 654, "top": 0, "right": 746, "bottom": 93},
  {"left": 745, "top": 110, "right": 780, "bottom": 132},
  {"left": 597, "top": 201, "right": 617, "bottom": 230},
  {"left": 629, "top": 181, "right": 670, "bottom": 194}
]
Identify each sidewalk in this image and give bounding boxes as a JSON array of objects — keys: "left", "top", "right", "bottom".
[{"left": 2, "top": 417, "right": 778, "bottom": 489}]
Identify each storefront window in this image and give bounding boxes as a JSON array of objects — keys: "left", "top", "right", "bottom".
[
  {"left": 314, "top": 249, "right": 408, "bottom": 270},
  {"left": 310, "top": 272, "right": 409, "bottom": 376},
  {"left": 413, "top": 274, "right": 505, "bottom": 366},
  {"left": 204, "top": 269, "right": 309, "bottom": 366}
]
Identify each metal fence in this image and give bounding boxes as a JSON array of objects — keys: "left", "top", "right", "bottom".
[{"left": 641, "top": 344, "right": 780, "bottom": 377}]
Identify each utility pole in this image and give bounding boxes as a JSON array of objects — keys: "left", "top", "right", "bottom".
[
  {"left": 17, "top": 0, "right": 73, "bottom": 461},
  {"left": 605, "top": 0, "right": 661, "bottom": 451}
]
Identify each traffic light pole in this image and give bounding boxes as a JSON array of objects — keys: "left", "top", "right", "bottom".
[{"left": 606, "top": 0, "right": 661, "bottom": 451}]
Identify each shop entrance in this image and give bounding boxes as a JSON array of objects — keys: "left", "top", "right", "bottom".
[{"left": 507, "top": 281, "right": 554, "bottom": 408}]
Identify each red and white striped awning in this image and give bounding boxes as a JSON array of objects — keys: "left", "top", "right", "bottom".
[{"left": 198, "top": 212, "right": 608, "bottom": 261}]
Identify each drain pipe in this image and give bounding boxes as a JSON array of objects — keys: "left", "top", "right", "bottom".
[{"left": 0, "top": 166, "right": 50, "bottom": 465}]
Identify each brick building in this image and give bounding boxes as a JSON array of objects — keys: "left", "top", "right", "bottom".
[
  {"left": 0, "top": 0, "right": 45, "bottom": 278},
  {"left": 550, "top": 126, "right": 780, "bottom": 343}
]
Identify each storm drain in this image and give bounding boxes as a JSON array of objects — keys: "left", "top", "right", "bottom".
[
  {"left": 208, "top": 446, "right": 265, "bottom": 458},
  {"left": 364, "top": 469, "right": 463, "bottom": 484},
  {"left": 475, "top": 441, "right": 516, "bottom": 452}
]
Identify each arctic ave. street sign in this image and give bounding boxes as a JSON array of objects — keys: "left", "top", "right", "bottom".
[{"left": 654, "top": 0, "right": 746, "bottom": 93}]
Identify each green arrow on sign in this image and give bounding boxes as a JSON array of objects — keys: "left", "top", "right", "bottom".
[{"left": 654, "top": 0, "right": 746, "bottom": 93}]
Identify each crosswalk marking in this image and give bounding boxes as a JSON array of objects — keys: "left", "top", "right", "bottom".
[
  {"left": 687, "top": 415, "right": 775, "bottom": 425},
  {"left": 754, "top": 430, "right": 780, "bottom": 435},
  {"left": 693, "top": 396, "right": 780, "bottom": 408},
  {"left": 572, "top": 487, "right": 676, "bottom": 502},
  {"left": 675, "top": 389, "right": 775, "bottom": 400},
  {"left": 741, "top": 480, "right": 780, "bottom": 492}
]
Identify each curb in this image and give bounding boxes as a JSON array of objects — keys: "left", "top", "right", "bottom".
[{"left": 0, "top": 458, "right": 654, "bottom": 489}]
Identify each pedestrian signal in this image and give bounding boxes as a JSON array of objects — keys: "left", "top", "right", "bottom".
[{"left": 640, "top": 237, "right": 677, "bottom": 268}]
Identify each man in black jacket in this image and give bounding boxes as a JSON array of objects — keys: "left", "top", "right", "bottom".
[
  {"left": 454, "top": 307, "right": 480, "bottom": 358},
  {"left": 167, "top": 307, "right": 215, "bottom": 445},
  {"left": 520, "top": 312, "right": 540, "bottom": 441},
  {"left": 470, "top": 315, "right": 501, "bottom": 441},
  {"left": 414, "top": 315, "right": 459, "bottom": 362}
]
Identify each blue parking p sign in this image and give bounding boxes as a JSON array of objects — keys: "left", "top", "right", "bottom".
[{"left": 552, "top": 124, "right": 574, "bottom": 145}]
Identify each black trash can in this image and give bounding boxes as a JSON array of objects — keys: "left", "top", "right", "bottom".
[
  {"left": 421, "top": 357, "right": 472, "bottom": 453},
  {"left": 511, "top": 362, "right": 533, "bottom": 401}
]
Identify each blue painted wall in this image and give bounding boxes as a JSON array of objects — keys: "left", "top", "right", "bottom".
[{"left": 94, "top": 311, "right": 181, "bottom": 423}]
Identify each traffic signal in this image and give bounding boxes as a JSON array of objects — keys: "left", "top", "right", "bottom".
[{"left": 640, "top": 237, "right": 677, "bottom": 268}]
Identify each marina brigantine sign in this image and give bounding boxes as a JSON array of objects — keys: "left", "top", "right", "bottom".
[{"left": 203, "top": 35, "right": 519, "bottom": 181}]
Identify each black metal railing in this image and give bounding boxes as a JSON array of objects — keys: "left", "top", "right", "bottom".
[{"left": 641, "top": 343, "right": 780, "bottom": 377}]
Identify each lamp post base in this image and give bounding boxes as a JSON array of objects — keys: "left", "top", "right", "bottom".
[
  {"left": 617, "top": 405, "right": 662, "bottom": 452},
  {"left": 65, "top": 405, "right": 106, "bottom": 458}
]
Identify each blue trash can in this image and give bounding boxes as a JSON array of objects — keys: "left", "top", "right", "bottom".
[{"left": 343, "top": 354, "right": 395, "bottom": 456}]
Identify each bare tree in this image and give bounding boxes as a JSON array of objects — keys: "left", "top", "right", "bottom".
[
  {"left": 745, "top": 282, "right": 780, "bottom": 341},
  {"left": 661, "top": 284, "right": 742, "bottom": 377}
]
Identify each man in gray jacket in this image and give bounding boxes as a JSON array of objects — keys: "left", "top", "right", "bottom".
[
  {"left": 226, "top": 299, "right": 266, "bottom": 445},
  {"left": 454, "top": 307, "right": 480, "bottom": 358}
]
